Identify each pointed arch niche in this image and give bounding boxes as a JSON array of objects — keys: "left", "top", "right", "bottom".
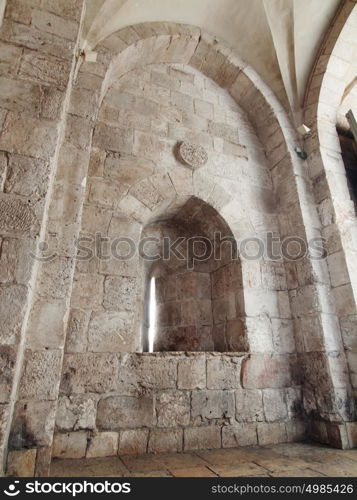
[{"left": 141, "top": 196, "right": 246, "bottom": 352}]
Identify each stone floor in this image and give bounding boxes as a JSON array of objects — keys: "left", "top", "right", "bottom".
[{"left": 50, "top": 442, "right": 357, "bottom": 477}]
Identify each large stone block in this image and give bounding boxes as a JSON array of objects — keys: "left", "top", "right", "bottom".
[
  {"left": 87, "top": 311, "right": 135, "bottom": 353},
  {"left": 103, "top": 276, "right": 137, "bottom": 311},
  {"left": 97, "top": 395, "right": 155, "bottom": 429},
  {"left": 9, "top": 400, "right": 57, "bottom": 449},
  {"left": 19, "top": 349, "right": 62, "bottom": 400},
  {"left": 177, "top": 354, "right": 206, "bottom": 389},
  {"left": 222, "top": 423, "right": 258, "bottom": 448},
  {"left": 156, "top": 391, "right": 190, "bottom": 427},
  {"left": 65, "top": 308, "right": 90, "bottom": 353},
  {"left": 118, "top": 354, "right": 178, "bottom": 393},
  {"left": 262, "top": 388, "right": 288, "bottom": 422},
  {"left": 65, "top": 114, "right": 93, "bottom": 151},
  {"left": 0, "top": 76, "right": 42, "bottom": 115},
  {"left": 0, "top": 112, "right": 57, "bottom": 159},
  {"left": 0, "top": 194, "right": 40, "bottom": 235},
  {"left": 241, "top": 354, "right": 292, "bottom": 389},
  {"left": 41, "top": 0, "right": 82, "bottom": 20},
  {"left": 88, "top": 178, "right": 127, "bottom": 208},
  {"left": 37, "top": 257, "right": 73, "bottom": 300},
  {"left": 60, "top": 353, "right": 119, "bottom": 395},
  {"left": 87, "top": 432, "right": 119, "bottom": 458},
  {"left": 118, "top": 429, "right": 149, "bottom": 455},
  {"left": 19, "top": 50, "right": 70, "bottom": 88},
  {"left": 0, "top": 42, "right": 22, "bottom": 77},
  {"left": 31, "top": 9, "right": 78, "bottom": 41},
  {"left": 235, "top": 389, "right": 264, "bottom": 422},
  {"left": 0, "top": 284, "right": 27, "bottom": 344},
  {"left": 0, "top": 19, "right": 74, "bottom": 60},
  {"left": 55, "top": 395, "right": 97, "bottom": 432},
  {"left": 104, "top": 153, "right": 154, "bottom": 185},
  {"left": 0, "top": 237, "right": 35, "bottom": 285},
  {"left": 71, "top": 273, "right": 104, "bottom": 310},
  {"left": 26, "top": 299, "right": 66, "bottom": 350},
  {"left": 257, "top": 422, "right": 287, "bottom": 446},
  {"left": 206, "top": 355, "right": 243, "bottom": 389},
  {"left": 93, "top": 122, "right": 133, "bottom": 154},
  {"left": 7, "top": 449, "right": 36, "bottom": 477},
  {"left": 184, "top": 426, "right": 221, "bottom": 451},
  {"left": 52, "top": 432, "right": 88, "bottom": 459},
  {"left": 0, "top": 346, "right": 17, "bottom": 403},
  {"left": 191, "top": 390, "right": 234, "bottom": 420},
  {"left": 148, "top": 429, "right": 183, "bottom": 453}
]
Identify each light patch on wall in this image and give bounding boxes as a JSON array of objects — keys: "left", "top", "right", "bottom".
[
  {"left": 148, "top": 277, "right": 157, "bottom": 353},
  {"left": 0, "top": 0, "right": 6, "bottom": 27}
]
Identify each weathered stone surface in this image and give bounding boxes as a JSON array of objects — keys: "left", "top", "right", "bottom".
[
  {"left": 0, "top": 194, "right": 39, "bottom": 235},
  {"left": 262, "top": 389, "right": 288, "bottom": 422},
  {"left": 65, "top": 309, "right": 90, "bottom": 353},
  {"left": 52, "top": 432, "right": 88, "bottom": 459},
  {"left": 118, "top": 355, "right": 178, "bottom": 393},
  {"left": 0, "top": 113, "right": 57, "bottom": 159},
  {"left": 19, "top": 50, "right": 70, "bottom": 87},
  {"left": 0, "top": 237, "right": 35, "bottom": 285},
  {"left": 71, "top": 273, "right": 104, "bottom": 310},
  {"left": 191, "top": 390, "right": 234, "bottom": 420},
  {"left": 93, "top": 122, "right": 133, "bottom": 153},
  {"left": 26, "top": 299, "right": 66, "bottom": 350},
  {"left": 7, "top": 448, "right": 36, "bottom": 477},
  {"left": 235, "top": 389, "right": 264, "bottom": 422},
  {"left": 148, "top": 429, "right": 183, "bottom": 453},
  {"left": 156, "top": 391, "right": 190, "bottom": 427},
  {"left": 222, "top": 423, "right": 258, "bottom": 448},
  {"left": 0, "top": 345, "right": 17, "bottom": 403},
  {"left": 206, "top": 356, "right": 242, "bottom": 389},
  {"left": 0, "top": 284, "right": 27, "bottom": 344},
  {"left": 97, "top": 396, "right": 155, "bottom": 430},
  {"left": 5, "top": 154, "right": 49, "bottom": 200},
  {"left": 87, "top": 311, "right": 135, "bottom": 352},
  {"left": 241, "top": 354, "right": 292, "bottom": 389},
  {"left": 10, "top": 400, "right": 57, "bottom": 448},
  {"left": 87, "top": 432, "right": 119, "bottom": 458},
  {"left": 31, "top": 9, "right": 78, "bottom": 41},
  {"left": 118, "top": 429, "right": 149, "bottom": 455},
  {"left": 37, "top": 257, "right": 73, "bottom": 300},
  {"left": 184, "top": 426, "right": 221, "bottom": 451},
  {"left": 103, "top": 276, "right": 137, "bottom": 311},
  {"left": 177, "top": 354, "right": 206, "bottom": 389},
  {"left": 60, "top": 354, "right": 119, "bottom": 395},
  {"left": 55, "top": 395, "right": 97, "bottom": 432},
  {"left": 257, "top": 422, "right": 287, "bottom": 446},
  {"left": 19, "top": 349, "right": 62, "bottom": 400},
  {"left": 0, "top": 76, "right": 42, "bottom": 115},
  {"left": 65, "top": 115, "right": 93, "bottom": 151}
]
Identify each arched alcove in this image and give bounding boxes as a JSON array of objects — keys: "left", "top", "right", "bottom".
[{"left": 141, "top": 196, "right": 245, "bottom": 352}]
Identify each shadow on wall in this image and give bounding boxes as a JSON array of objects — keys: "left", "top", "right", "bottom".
[{"left": 141, "top": 196, "right": 247, "bottom": 353}]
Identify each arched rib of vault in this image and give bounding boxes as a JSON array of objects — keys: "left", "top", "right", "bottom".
[{"left": 304, "top": 2, "right": 357, "bottom": 356}]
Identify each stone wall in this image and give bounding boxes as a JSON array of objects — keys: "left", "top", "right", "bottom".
[
  {"left": 53, "top": 352, "right": 305, "bottom": 458},
  {"left": 50, "top": 60, "right": 307, "bottom": 458},
  {"left": 65, "top": 61, "right": 290, "bottom": 356},
  {"left": 0, "top": 0, "right": 83, "bottom": 473}
]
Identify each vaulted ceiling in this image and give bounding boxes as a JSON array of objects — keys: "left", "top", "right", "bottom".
[{"left": 82, "top": 0, "right": 341, "bottom": 116}]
